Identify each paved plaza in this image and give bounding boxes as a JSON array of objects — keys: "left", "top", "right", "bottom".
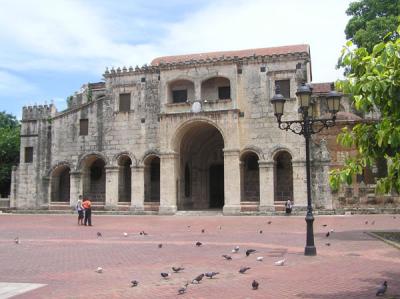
[{"left": 0, "top": 213, "right": 399, "bottom": 299}]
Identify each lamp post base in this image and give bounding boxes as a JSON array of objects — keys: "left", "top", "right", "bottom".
[{"left": 304, "top": 246, "right": 317, "bottom": 256}]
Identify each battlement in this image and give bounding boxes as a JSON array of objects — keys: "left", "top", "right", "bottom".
[{"left": 22, "top": 104, "right": 56, "bottom": 120}]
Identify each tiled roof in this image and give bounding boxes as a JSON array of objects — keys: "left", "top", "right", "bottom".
[
  {"left": 311, "top": 82, "right": 333, "bottom": 94},
  {"left": 151, "top": 44, "right": 310, "bottom": 66}
]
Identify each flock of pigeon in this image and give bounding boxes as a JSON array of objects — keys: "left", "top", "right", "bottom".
[{"left": 13, "top": 218, "right": 391, "bottom": 296}]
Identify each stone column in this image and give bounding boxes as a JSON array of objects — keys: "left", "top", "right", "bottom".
[
  {"left": 259, "top": 161, "right": 275, "bottom": 213},
  {"left": 292, "top": 160, "right": 307, "bottom": 208},
  {"left": 105, "top": 166, "right": 119, "bottom": 209},
  {"left": 70, "top": 171, "right": 82, "bottom": 207},
  {"left": 130, "top": 166, "right": 145, "bottom": 213},
  {"left": 159, "top": 152, "right": 178, "bottom": 215},
  {"left": 223, "top": 149, "right": 241, "bottom": 215}
]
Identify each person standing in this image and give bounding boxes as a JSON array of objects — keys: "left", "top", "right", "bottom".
[
  {"left": 75, "top": 196, "right": 84, "bottom": 225},
  {"left": 82, "top": 197, "right": 92, "bottom": 226}
]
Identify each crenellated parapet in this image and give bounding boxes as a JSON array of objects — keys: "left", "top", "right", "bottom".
[{"left": 22, "top": 104, "right": 56, "bottom": 121}]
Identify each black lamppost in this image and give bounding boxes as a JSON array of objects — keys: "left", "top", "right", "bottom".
[{"left": 271, "top": 83, "right": 342, "bottom": 256}]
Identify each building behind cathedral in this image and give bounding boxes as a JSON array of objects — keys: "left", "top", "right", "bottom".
[{"left": 9, "top": 45, "right": 399, "bottom": 214}]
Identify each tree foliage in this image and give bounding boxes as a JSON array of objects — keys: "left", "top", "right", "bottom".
[
  {"left": 330, "top": 27, "right": 400, "bottom": 194},
  {"left": 345, "top": 0, "right": 400, "bottom": 51},
  {"left": 0, "top": 112, "right": 20, "bottom": 197}
]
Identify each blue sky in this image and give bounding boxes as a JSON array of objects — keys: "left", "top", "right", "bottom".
[{"left": 0, "top": 0, "right": 352, "bottom": 119}]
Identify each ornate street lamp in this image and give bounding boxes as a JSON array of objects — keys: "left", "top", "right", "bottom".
[{"left": 271, "top": 82, "right": 342, "bottom": 256}]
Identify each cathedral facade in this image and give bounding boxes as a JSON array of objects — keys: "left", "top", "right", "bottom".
[{"left": 11, "top": 44, "right": 395, "bottom": 214}]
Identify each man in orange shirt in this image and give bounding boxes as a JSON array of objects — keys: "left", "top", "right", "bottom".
[{"left": 82, "top": 198, "right": 92, "bottom": 226}]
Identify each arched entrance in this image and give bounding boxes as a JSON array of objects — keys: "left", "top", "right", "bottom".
[
  {"left": 177, "top": 121, "right": 224, "bottom": 210},
  {"left": 240, "top": 152, "right": 260, "bottom": 202},
  {"left": 50, "top": 165, "right": 70, "bottom": 202},
  {"left": 144, "top": 156, "right": 160, "bottom": 202},
  {"left": 82, "top": 156, "right": 106, "bottom": 202},
  {"left": 274, "top": 151, "right": 293, "bottom": 202},
  {"left": 118, "top": 155, "right": 132, "bottom": 203}
]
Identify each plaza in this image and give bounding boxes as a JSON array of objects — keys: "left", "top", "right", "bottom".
[{"left": 0, "top": 213, "right": 399, "bottom": 298}]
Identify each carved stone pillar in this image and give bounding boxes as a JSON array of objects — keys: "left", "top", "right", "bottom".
[
  {"left": 292, "top": 160, "right": 307, "bottom": 208},
  {"left": 70, "top": 171, "right": 82, "bottom": 207},
  {"left": 223, "top": 149, "right": 241, "bottom": 215},
  {"left": 159, "top": 152, "right": 178, "bottom": 215},
  {"left": 105, "top": 166, "right": 119, "bottom": 209},
  {"left": 259, "top": 161, "right": 275, "bottom": 212},
  {"left": 130, "top": 166, "right": 145, "bottom": 213}
]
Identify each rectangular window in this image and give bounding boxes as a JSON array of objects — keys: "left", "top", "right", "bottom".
[
  {"left": 172, "top": 89, "right": 187, "bottom": 103},
  {"left": 25, "top": 147, "right": 33, "bottom": 163},
  {"left": 119, "top": 93, "right": 131, "bottom": 112},
  {"left": 275, "top": 79, "right": 290, "bottom": 99},
  {"left": 218, "top": 86, "right": 231, "bottom": 99},
  {"left": 79, "top": 119, "right": 88, "bottom": 136}
]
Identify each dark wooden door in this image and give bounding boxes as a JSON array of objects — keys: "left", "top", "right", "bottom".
[{"left": 209, "top": 164, "right": 224, "bottom": 208}]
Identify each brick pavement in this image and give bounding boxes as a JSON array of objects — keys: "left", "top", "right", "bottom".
[{"left": 0, "top": 214, "right": 399, "bottom": 299}]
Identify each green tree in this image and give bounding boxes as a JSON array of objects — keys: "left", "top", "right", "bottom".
[
  {"left": 0, "top": 112, "right": 20, "bottom": 197},
  {"left": 345, "top": 0, "right": 400, "bottom": 52},
  {"left": 330, "top": 27, "right": 400, "bottom": 194}
]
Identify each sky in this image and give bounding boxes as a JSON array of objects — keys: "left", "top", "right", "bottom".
[{"left": 0, "top": 0, "right": 352, "bottom": 119}]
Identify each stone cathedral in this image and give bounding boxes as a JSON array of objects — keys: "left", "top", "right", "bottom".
[{"left": 10, "top": 44, "right": 398, "bottom": 214}]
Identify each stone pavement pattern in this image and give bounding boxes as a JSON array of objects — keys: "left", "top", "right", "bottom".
[{"left": 0, "top": 214, "right": 399, "bottom": 299}]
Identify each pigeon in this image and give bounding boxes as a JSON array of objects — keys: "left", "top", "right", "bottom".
[
  {"left": 205, "top": 272, "right": 219, "bottom": 279},
  {"left": 326, "top": 232, "right": 330, "bottom": 237},
  {"left": 222, "top": 254, "right": 232, "bottom": 260},
  {"left": 376, "top": 281, "right": 387, "bottom": 296},
  {"left": 252, "top": 280, "right": 259, "bottom": 290},
  {"left": 14, "top": 237, "right": 20, "bottom": 244},
  {"left": 232, "top": 246, "right": 240, "bottom": 253},
  {"left": 172, "top": 267, "right": 184, "bottom": 273},
  {"left": 158, "top": 244, "right": 163, "bottom": 248},
  {"left": 161, "top": 272, "right": 171, "bottom": 279},
  {"left": 325, "top": 242, "right": 331, "bottom": 246},
  {"left": 259, "top": 230, "right": 263, "bottom": 234},
  {"left": 178, "top": 283, "right": 189, "bottom": 295},
  {"left": 238, "top": 266, "right": 251, "bottom": 274},
  {"left": 131, "top": 280, "right": 139, "bottom": 287},
  {"left": 195, "top": 241, "right": 202, "bottom": 247},
  {"left": 256, "top": 256, "right": 264, "bottom": 262},
  {"left": 393, "top": 216, "right": 397, "bottom": 219},
  {"left": 201, "top": 229, "right": 205, "bottom": 233},
  {"left": 246, "top": 249, "right": 257, "bottom": 256},
  {"left": 219, "top": 225, "right": 222, "bottom": 230},
  {"left": 95, "top": 267, "right": 103, "bottom": 273},
  {"left": 123, "top": 232, "right": 128, "bottom": 237},
  {"left": 142, "top": 231, "right": 148, "bottom": 235},
  {"left": 365, "top": 220, "right": 368, "bottom": 225},
  {"left": 322, "top": 224, "right": 327, "bottom": 227},
  {"left": 192, "top": 274, "right": 204, "bottom": 284},
  {"left": 371, "top": 220, "right": 375, "bottom": 225},
  {"left": 267, "top": 221, "right": 272, "bottom": 224},
  {"left": 330, "top": 229, "right": 334, "bottom": 233},
  {"left": 274, "top": 259, "right": 286, "bottom": 266},
  {"left": 96, "top": 232, "right": 102, "bottom": 238}
]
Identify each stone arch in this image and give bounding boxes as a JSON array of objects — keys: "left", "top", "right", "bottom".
[
  {"left": 240, "top": 146, "right": 264, "bottom": 161},
  {"left": 114, "top": 151, "right": 137, "bottom": 167},
  {"left": 167, "top": 78, "right": 195, "bottom": 103},
  {"left": 143, "top": 154, "right": 160, "bottom": 203},
  {"left": 273, "top": 150, "right": 294, "bottom": 203},
  {"left": 50, "top": 163, "right": 71, "bottom": 202},
  {"left": 171, "top": 118, "right": 226, "bottom": 153},
  {"left": 140, "top": 149, "right": 160, "bottom": 166},
  {"left": 174, "top": 120, "right": 225, "bottom": 210},
  {"left": 269, "top": 145, "right": 296, "bottom": 162},
  {"left": 117, "top": 154, "right": 132, "bottom": 203},
  {"left": 76, "top": 151, "right": 109, "bottom": 171},
  {"left": 240, "top": 151, "right": 260, "bottom": 203},
  {"left": 79, "top": 153, "right": 107, "bottom": 202},
  {"left": 48, "top": 161, "right": 72, "bottom": 177},
  {"left": 201, "top": 76, "right": 231, "bottom": 101}
]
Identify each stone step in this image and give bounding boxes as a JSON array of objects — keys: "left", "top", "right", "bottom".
[{"left": 175, "top": 210, "right": 223, "bottom": 216}]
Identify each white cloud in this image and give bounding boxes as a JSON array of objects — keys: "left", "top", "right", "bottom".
[
  {"left": 0, "top": 70, "right": 37, "bottom": 95},
  {"left": 0, "top": 0, "right": 351, "bottom": 82}
]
